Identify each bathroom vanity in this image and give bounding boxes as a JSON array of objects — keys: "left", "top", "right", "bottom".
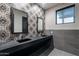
[{"left": 0, "top": 35, "right": 54, "bottom": 56}]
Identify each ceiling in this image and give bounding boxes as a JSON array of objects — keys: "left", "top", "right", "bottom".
[
  {"left": 10, "top": 3, "right": 59, "bottom": 10},
  {"left": 38, "top": 3, "right": 58, "bottom": 10}
]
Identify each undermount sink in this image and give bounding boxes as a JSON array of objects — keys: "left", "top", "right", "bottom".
[
  {"left": 41, "top": 35, "right": 47, "bottom": 37},
  {"left": 17, "top": 38, "right": 31, "bottom": 43}
]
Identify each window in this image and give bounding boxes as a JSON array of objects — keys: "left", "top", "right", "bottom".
[{"left": 56, "top": 4, "right": 75, "bottom": 24}]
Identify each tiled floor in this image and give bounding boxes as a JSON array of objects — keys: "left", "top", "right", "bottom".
[{"left": 48, "top": 48, "right": 75, "bottom": 56}]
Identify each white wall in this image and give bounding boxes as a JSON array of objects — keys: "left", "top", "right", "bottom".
[{"left": 45, "top": 3, "right": 79, "bottom": 30}]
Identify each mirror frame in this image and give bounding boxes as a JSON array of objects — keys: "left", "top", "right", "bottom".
[
  {"left": 10, "top": 7, "right": 28, "bottom": 34},
  {"left": 37, "top": 17, "right": 44, "bottom": 33}
]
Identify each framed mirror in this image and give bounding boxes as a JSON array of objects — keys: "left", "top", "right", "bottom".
[
  {"left": 37, "top": 17, "right": 44, "bottom": 33},
  {"left": 10, "top": 7, "right": 28, "bottom": 34}
]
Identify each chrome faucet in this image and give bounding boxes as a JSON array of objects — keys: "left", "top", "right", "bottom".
[{"left": 19, "top": 34, "right": 24, "bottom": 39}]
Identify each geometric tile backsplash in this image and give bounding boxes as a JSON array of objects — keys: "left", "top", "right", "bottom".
[
  {"left": 0, "top": 3, "right": 10, "bottom": 42},
  {"left": 0, "top": 3, "right": 45, "bottom": 43}
]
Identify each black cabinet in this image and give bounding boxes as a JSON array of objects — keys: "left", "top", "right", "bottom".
[{"left": 0, "top": 35, "right": 53, "bottom": 56}]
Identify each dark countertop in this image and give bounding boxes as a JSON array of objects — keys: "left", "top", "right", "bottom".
[
  {"left": 0, "top": 35, "right": 52, "bottom": 55},
  {"left": 0, "top": 36, "right": 43, "bottom": 50}
]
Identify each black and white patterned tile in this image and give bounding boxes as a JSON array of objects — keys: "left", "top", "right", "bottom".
[{"left": 0, "top": 3, "right": 45, "bottom": 43}]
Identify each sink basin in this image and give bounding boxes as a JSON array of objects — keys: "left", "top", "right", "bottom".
[
  {"left": 17, "top": 38, "right": 31, "bottom": 43},
  {"left": 41, "top": 35, "right": 47, "bottom": 37}
]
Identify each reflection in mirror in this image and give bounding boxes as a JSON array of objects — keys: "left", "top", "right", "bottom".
[
  {"left": 37, "top": 17, "right": 44, "bottom": 33},
  {"left": 11, "top": 8, "right": 28, "bottom": 34}
]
